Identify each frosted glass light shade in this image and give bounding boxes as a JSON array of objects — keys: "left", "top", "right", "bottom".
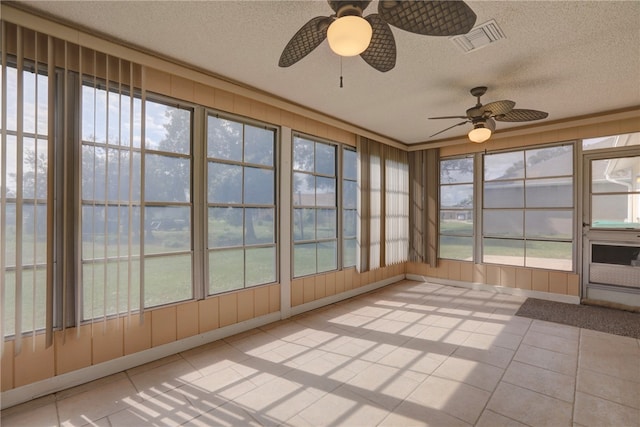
[
  {"left": 327, "top": 16, "right": 373, "bottom": 56},
  {"left": 468, "top": 126, "right": 492, "bottom": 143}
]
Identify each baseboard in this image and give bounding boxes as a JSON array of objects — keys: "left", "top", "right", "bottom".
[
  {"left": 1, "top": 312, "right": 281, "bottom": 410},
  {"left": 405, "top": 274, "right": 580, "bottom": 305},
  {"left": 2, "top": 274, "right": 408, "bottom": 410}
]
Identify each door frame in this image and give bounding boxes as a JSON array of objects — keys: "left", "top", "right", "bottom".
[{"left": 581, "top": 148, "right": 640, "bottom": 307}]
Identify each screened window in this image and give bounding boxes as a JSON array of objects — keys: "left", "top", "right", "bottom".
[
  {"left": 1, "top": 63, "right": 49, "bottom": 337},
  {"left": 81, "top": 88, "right": 193, "bottom": 316},
  {"left": 293, "top": 135, "right": 338, "bottom": 277},
  {"left": 439, "top": 157, "right": 474, "bottom": 261},
  {"left": 482, "top": 145, "right": 574, "bottom": 270},
  {"left": 342, "top": 147, "right": 357, "bottom": 267},
  {"left": 207, "top": 115, "right": 276, "bottom": 294}
]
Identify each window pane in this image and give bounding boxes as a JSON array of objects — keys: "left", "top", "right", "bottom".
[
  {"left": 484, "top": 151, "right": 524, "bottom": 181},
  {"left": 525, "top": 210, "right": 573, "bottom": 239},
  {"left": 208, "top": 162, "right": 242, "bottom": 203},
  {"left": 343, "top": 238, "right": 357, "bottom": 268},
  {"left": 245, "top": 247, "right": 276, "bottom": 286},
  {"left": 82, "top": 145, "right": 107, "bottom": 201},
  {"left": 4, "top": 135, "right": 17, "bottom": 197},
  {"left": 317, "top": 240, "right": 337, "bottom": 273},
  {"left": 484, "top": 180, "right": 524, "bottom": 208},
  {"left": 441, "top": 158, "right": 474, "bottom": 184},
  {"left": 583, "top": 132, "right": 640, "bottom": 151},
  {"left": 592, "top": 194, "right": 640, "bottom": 228},
  {"left": 209, "top": 249, "right": 244, "bottom": 294},
  {"left": 316, "top": 177, "right": 336, "bottom": 206},
  {"left": 145, "top": 206, "right": 191, "bottom": 254},
  {"left": 83, "top": 260, "right": 140, "bottom": 320},
  {"left": 592, "top": 156, "right": 640, "bottom": 194},
  {"left": 145, "top": 154, "right": 190, "bottom": 202},
  {"left": 440, "top": 211, "right": 473, "bottom": 236},
  {"left": 208, "top": 116, "right": 242, "bottom": 161},
  {"left": 293, "top": 172, "right": 314, "bottom": 206},
  {"left": 526, "top": 241, "right": 572, "bottom": 270},
  {"left": 315, "top": 142, "right": 336, "bottom": 176},
  {"left": 293, "top": 208, "right": 315, "bottom": 241},
  {"left": 209, "top": 207, "right": 243, "bottom": 248},
  {"left": 145, "top": 101, "right": 190, "bottom": 154},
  {"left": 81, "top": 205, "right": 107, "bottom": 260},
  {"left": 244, "top": 125, "right": 274, "bottom": 166},
  {"left": 245, "top": 208, "right": 274, "bottom": 245},
  {"left": 440, "top": 184, "right": 473, "bottom": 209},
  {"left": 343, "top": 149, "right": 357, "bottom": 180},
  {"left": 144, "top": 254, "right": 192, "bottom": 307},
  {"left": 22, "top": 138, "right": 47, "bottom": 200},
  {"left": 343, "top": 180, "right": 357, "bottom": 209},
  {"left": 483, "top": 238, "right": 524, "bottom": 266},
  {"left": 526, "top": 177, "right": 573, "bottom": 208},
  {"left": 526, "top": 145, "right": 573, "bottom": 178},
  {"left": 244, "top": 167, "right": 274, "bottom": 204},
  {"left": 484, "top": 210, "right": 523, "bottom": 237},
  {"left": 294, "top": 243, "right": 316, "bottom": 277},
  {"left": 316, "top": 208, "right": 337, "bottom": 239},
  {"left": 293, "top": 137, "right": 314, "bottom": 171},
  {"left": 3, "top": 269, "right": 47, "bottom": 336},
  {"left": 21, "top": 204, "right": 49, "bottom": 265},
  {"left": 343, "top": 209, "right": 357, "bottom": 238},
  {"left": 439, "top": 236, "right": 473, "bottom": 261}
]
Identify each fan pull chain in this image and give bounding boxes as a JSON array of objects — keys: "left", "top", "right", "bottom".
[{"left": 339, "top": 57, "right": 343, "bottom": 88}]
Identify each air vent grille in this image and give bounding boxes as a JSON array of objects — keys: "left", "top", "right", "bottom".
[{"left": 450, "top": 19, "right": 505, "bottom": 53}]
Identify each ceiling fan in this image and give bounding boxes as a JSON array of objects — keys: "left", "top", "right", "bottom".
[
  {"left": 279, "top": 0, "right": 477, "bottom": 72},
  {"left": 429, "top": 86, "right": 549, "bottom": 143}
]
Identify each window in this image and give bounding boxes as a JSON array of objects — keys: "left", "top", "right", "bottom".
[
  {"left": 1, "top": 62, "right": 49, "bottom": 337},
  {"left": 342, "top": 147, "right": 357, "bottom": 267},
  {"left": 81, "top": 86, "right": 194, "bottom": 315},
  {"left": 439, "top": 157, "right": 474, "bottom": 261},
  {"left": 292, "top": 135, "right": 338, "bottom": 277},
  {"left": 482, "top": 145, "right": 574, "bottom": 270},
  {"left": 207, "top": 115, "right": 277, "bottom": 294},
  {"left": 582, "top": 132, "right": 640, "bottom": 151}
]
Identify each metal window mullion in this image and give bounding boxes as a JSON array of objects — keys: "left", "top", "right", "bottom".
[{"left": 193, "top": 107, "right": 204, "bottom": 300}]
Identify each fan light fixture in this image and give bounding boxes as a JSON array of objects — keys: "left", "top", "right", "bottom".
[
  {"left": 468, "top": 123, "right": 492, "bottom": 143},
  {"left": 327, "top": 16, "right": 373, "bottom": 56}
]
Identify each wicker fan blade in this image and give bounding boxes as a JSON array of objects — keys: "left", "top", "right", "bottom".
[
  {"left": 378, "top": 0, "right": 476, "bottom": 36},
  {"left": 328, "top": 0, "right": 372, "bottom": 13},
  {"left": 480, "top": 100, "right": 515, "bottom": 117},
  {"left": 360, "top": 14, "right": 396, "bottom": 72},
  {"left": 279, "top": 16, "right": 332, "bottom": 67},
  {"left": 495, "top": 109, "right": 549, "bottom": 122},
  {"left": 429, "top": 115, "right": 468, "bottom": 120},
  {"left": 430, "top": 120, "right": 470, "bottom": 138}
]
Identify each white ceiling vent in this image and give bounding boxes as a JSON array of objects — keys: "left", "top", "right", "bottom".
[{"left": 450, "top": 19, "right": 506, "bottom": 53}]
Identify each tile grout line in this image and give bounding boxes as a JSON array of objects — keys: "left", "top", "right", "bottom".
[{"left": 472, "top": 302, "right": 535, "bottom": 427}]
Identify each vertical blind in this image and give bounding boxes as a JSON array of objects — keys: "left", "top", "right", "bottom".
[
  {"left": 384, "top": 145, "right": 409, "bottom": 265},
  {"left": 0, "top": 21, "right": 144, "bottom": 355},
  {"left": 1, "top": 22, "right": 53, "bottom": 354},
  {"left": 357, "top": 136, "right": 409, "bottom": 272}
]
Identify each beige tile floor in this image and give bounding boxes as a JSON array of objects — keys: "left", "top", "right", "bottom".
[{"left": 2, "top": 280, "right": 639, "bottom": 426}]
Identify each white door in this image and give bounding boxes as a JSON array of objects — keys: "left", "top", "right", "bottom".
[{"left": 582, "top": 150, "right": 640, "bottom": 308}]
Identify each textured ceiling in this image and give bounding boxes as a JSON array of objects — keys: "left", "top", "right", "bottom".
[{"left": 17, "top": 0, "right": 640, "bottom": 145}]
